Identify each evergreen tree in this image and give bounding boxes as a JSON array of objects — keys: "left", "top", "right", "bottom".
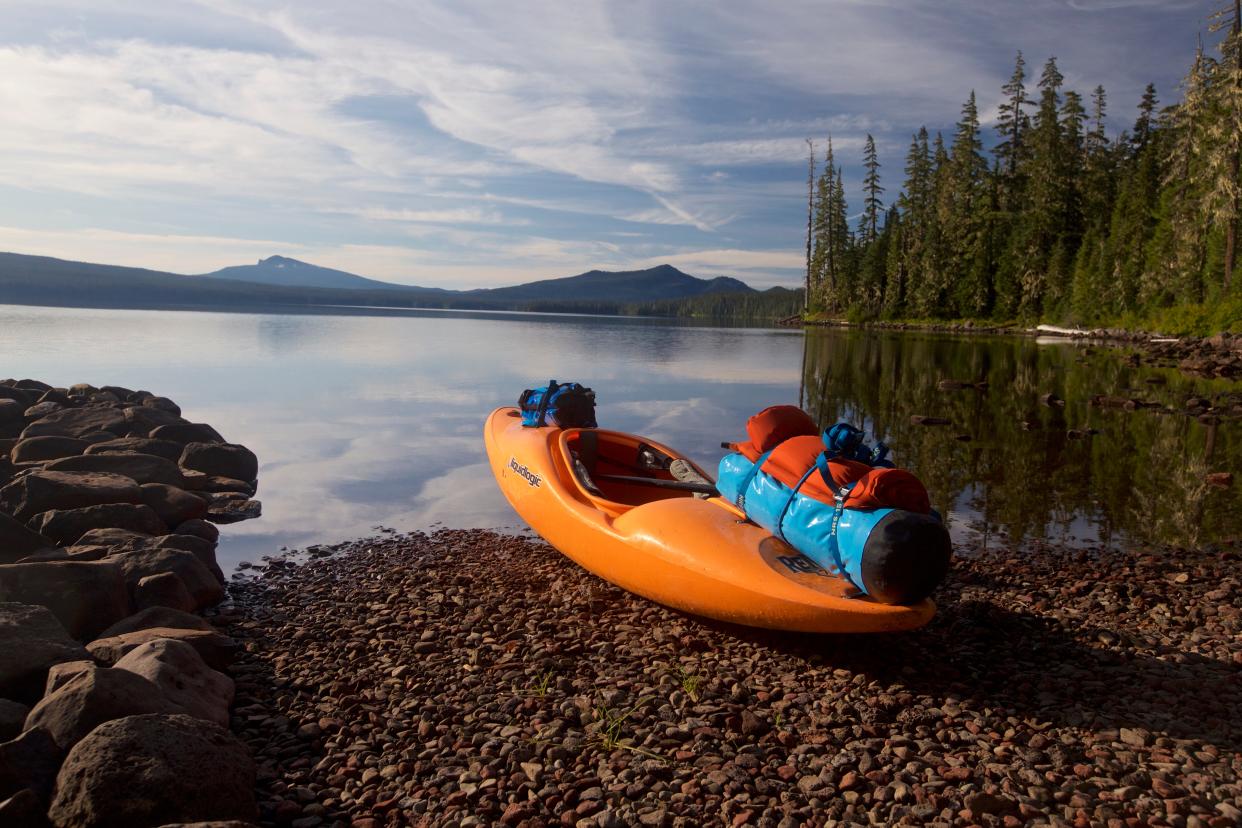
[
  {"left": 994, "top": 52, "right": 1031, "bottom": 181},
  {"left": 861, "top": 134, "right": 884, "bottom": 243},
  {"left": 949, "top": 92, "right": 991, "bottom": 315},
  {"left": 1014, "top": 57, "right": 1069, "bottom": 314},
  {"left": 1131, "top": 83, "right": 1159, "bottom": 155},
  {"left": 1206, "top": 0, "right": 1242, "bottom": 291}
]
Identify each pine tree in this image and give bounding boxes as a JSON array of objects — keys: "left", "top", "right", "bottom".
[
  {"left": 1131, "top": 83, "right": 1158, "bottom": 156},
  {"left": 861, "top": 134, "right": 884, "bottom": 243},
  {"left": 805, "top": 138, "right": 815, "bottom": 310},
  {"left": 994, "top": 52, "right": 1031, "bottom": 181},
  {"left": 949, "top": 92, "right": 991, "bottom": 315},
  {"left": 1013, "top": 57, "right": 1069, "bottom": 314},
  {"left": 1207, "top": 0, "right": 1242, "bottom": 292}
]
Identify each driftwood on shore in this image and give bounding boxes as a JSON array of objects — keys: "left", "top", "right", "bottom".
[{"left": 0, "top": 378, "right": 262, "bottom": 827}]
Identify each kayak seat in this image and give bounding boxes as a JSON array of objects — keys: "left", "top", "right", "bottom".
[{"left": 572, "top": 431, "right": 604, "bottom": 495}]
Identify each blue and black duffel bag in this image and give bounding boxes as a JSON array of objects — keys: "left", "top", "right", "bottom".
[
  {"left": 718, "top": 405, "right": 951, "bottom": 605},
  {"left": 519, "top": 379, "right": 597, "bottom": 428}
]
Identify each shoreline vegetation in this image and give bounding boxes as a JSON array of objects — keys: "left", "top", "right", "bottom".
[{"left": 798, "top": 8, "right": 1242, "bottom": 338}]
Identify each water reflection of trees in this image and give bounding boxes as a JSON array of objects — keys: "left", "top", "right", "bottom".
[{"left": 800, "top": 330, "right": 1240, "bottom": 548}]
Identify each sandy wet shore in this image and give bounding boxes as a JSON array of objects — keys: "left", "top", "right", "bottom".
[{"left": 221, "top": 529, "right": 1242, "bottom": 827}]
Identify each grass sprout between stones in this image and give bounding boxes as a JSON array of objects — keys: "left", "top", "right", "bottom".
[
  {"left": 675, "top": 665, "right": 701, "bottom": 702},
  {"left": 590, "top": 704, "right": 664, "bottom": 760}
]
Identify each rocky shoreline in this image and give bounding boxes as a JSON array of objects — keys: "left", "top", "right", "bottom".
[
  {"left": 1, "top": 378, "right": 263, "bottom": 826},
  {"left": 226, "top": 529, "right": 1241, "bottom": 828}
]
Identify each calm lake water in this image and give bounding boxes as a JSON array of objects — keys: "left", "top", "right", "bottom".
[{"left": 1, "top": 304, "right": 1238, "bottom": 570}]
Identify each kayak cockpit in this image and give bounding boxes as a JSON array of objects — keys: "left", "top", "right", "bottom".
[{"left": 557, "top": 429, "right": 714, "bottom": 515}]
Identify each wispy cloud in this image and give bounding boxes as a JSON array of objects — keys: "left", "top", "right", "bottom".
[{"left": 0, "top": 0, "right": 1203, "bottom": 287}]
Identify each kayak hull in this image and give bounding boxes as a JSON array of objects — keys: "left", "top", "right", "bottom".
[{"left": 484, "top": 407, "right": 935, "bottom": 633}]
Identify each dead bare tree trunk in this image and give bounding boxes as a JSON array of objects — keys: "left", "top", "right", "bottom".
[{"left": 805, "top": 139, "right": 815, "bottom": 311}]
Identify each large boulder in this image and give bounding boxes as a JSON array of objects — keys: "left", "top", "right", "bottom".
[
  {"left": 0, "top": 604, "right": 90, "bottom": 703},
  {"left": 181, "top": 473, "right": 255, "bottom": 495},
  {"left": 0, "top": 728, "right": 61, "bottom": 803},
  {"left": 0, "top": 563, "right": 130, "bottom": 642},
  {"left": 0, "top": 388, "right": 34, "bottom": 409},
  {"left": 142, "top": 397, "right": 181, "bottom": 416},
  {"left": 97, "top": 607, "right": 213, "bottom": 639},
  {"left": 48, "top": 713, "right": 257, "bottom": 828},
  {"left": 84, "top": 438, "right": 184, "bottom": 463},
  {"left": 87, "top": 628, "right": 237, "bottom": 672},
  {"left": 0, "top": 787, "right": 46, "bottom": 827},
  {"left": 114, "top": 640, "right": 233, "bottom": 726},
  {"left": 150, "top": 423, "right": 225, "bottom": 445},
  {"left": 134, "top": 573, "right": 195, "bottom": 613},
  {"left": 122, "top": 406, "right": 185, "bottom": 438},
  {"left": 0, "top": 471, "right": 141, "bottom": 523},
  {"left": 102, "top": 547, "right": 222, "bottom": 609},
  {"left": 21, "top": 403, "right": 62, "bottom": 422},
  {"left": 0, "top": 700, "right": 30, "bottom": 742},
  {"left": 29, "top": 503, "right": 166, "bottom": 546},
  {"left": 173, "top": 519, "right": 219, "bottom": 544},
  {"left": 44, "top": 453, "right": 183, "bottom": 487},
  {"left": 0, "top": 400, "right": 24, "bottom": 425},
  {"left": 0, "top": 512, "right": 54, "bottom": 565},
  {"left": 178, "top": 443, "right": 257, "bottom": 483},
  {"left": 20, "top": 408, "right": 127, "bottom": 440},
  {"left": 9, "top": 437, "right": 89, "bottom": 465},
  {"left": 23, "top": 667, "right": 178, "bottom": 753},
  {"left": 139, "top": 484, "right": 207, "bottom": 527},
  {"left": 201, "top": 493, "right": 261, "bottom": 524},
  {"left": 43, "top": 662, "right": 95, "bottom": 697}
]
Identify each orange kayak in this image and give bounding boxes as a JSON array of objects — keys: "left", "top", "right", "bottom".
[{"left": 484, "top": 407, "right": 935, "bottom": 633}]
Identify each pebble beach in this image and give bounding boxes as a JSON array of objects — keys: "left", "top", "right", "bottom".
[{"left": 224, "top": 529, "right": 1242, "bottom": 828}]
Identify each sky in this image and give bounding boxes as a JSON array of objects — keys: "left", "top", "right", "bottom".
[{"left": 0, "top": 0, "right": 1219, "bottom": 290}]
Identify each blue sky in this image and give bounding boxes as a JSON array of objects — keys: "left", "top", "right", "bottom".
[{"left": 0, "top": 0, "right": 1215, "bottom": 289}]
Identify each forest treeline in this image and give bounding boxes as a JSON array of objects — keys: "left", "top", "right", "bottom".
[{"left": 804, "top": 3, "right": 1242, "bottom": 333}]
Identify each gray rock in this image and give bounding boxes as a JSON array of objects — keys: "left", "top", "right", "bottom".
[
  {"left": 45, "top": 452, "right": 184, "bottom": 487},
  {"left": 0, "top": 787, "right": 48, "bottom": 828},
  {"left": 102, "top": 547, "right": 222, "bottom": 610},
  {"left": 142, "top": 397, "right": 182, "bottom": 417},
  {"left": 0, "top": 699, "right": 29, "bottom": 741},
  {"left": 0, "top": 400, "right": 24, "bottom": 425},
  {"left": 0, "top": 563, "right": 131, "bottom": 641},
  {"left": 84, "top": 438, "right": 184, "bottom": 463},
  {"left": 20, "top": 407, "right": 127, "bottom": 439},
  {"left": 139, "top": 484, "right": 208, "bottom": 527},
  {"left": 181, "top": 473, "right": 255, "bottom": 495},
  {"left": 96, "top": 606, "right": 213, "bottom": 640},
  {"left": 173, "top": 519, "right": 219, "bottom": 544},
  {"left": 0, "top": 387, "right": 34, "bottom": 410},
  {"left": 23, "top": 666, "right": 178, "bottom": 753},
  {"left": 0, "top": 512, "right": 54, "bottom": 565},
  {"left": 201, "top": 493, "right": 261, "bottom": 524},
  {"left": 21, "top": 403, "right": 62, "bottom": 422},
  {"left": 9, "top": 437, "right": 89, "bottom": 464},
  {"left": 29, "top": 503, "right": 166, "bottom": 545},
  {"left": 0, "top": 470, "right": 141, "bottom": 522},
  {"left": 49, "top": 713, "right": 257, "bottom": 828},
  {"left": 178, "top": 443, "right": 257, "bottom": 484},
  {"left": 0, "top": 604, "right": 90, "bottom": 703},
  {"left": 150, "top": 423, "right": 225, "bottom": 445},
  {"left": 0, "top": 728, "right": 61, "bottom": 803},
  {"left": 135, "top": 572, "right": 196, "bottom": 613},
  {"left": 43, "top": 661, "right": 96, "bottom": 696},
  {"left": 114, "top": 639, "right": 233, "bottom": 726},
  {"left": 87, "top": 628, "right": 237, "bottom": 671},
  {"left": 122, "top": 406, "right": 185, "bottom": 438}
]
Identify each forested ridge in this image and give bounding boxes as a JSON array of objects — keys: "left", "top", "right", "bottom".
[{"left": 803, "top": 2, "right": 1242, "bottom": 334}]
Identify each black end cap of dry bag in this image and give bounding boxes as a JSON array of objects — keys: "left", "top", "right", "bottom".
[{"left": 859, "top": 510, "right": 952, "bottom": 605}]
